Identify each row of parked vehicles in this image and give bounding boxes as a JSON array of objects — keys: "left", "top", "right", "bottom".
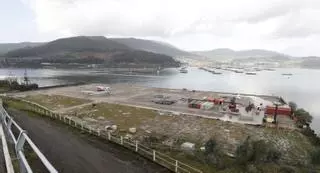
[{"left": 151, "top": 95, "right": 177, "bottom": 105}]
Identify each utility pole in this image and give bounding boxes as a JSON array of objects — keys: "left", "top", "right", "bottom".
[{"left": 24, "top": 69, "right": 30, "bottom": 86}]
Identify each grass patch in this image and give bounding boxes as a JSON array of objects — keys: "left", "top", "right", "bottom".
[
  {"left": 0, "top": 87, "right": 10, "bottom": 93},
  {"left": 24, "top": 94, "right": 90, "bottom": 110},
  {"left": 75, "top": 103, "right": 173, "bottom": 130},
  {"left": 161, "top": 150, "right": 218, "bottom": 173},
  {"left": 4, "top": 99, "right": 35, "bottom": 112}
]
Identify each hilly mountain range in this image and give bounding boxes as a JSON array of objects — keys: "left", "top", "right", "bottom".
[
  {"left": 0, "top": 42, "right": 43, "bottom": 54},
  {"left": 1, "top": 36, "right": 320, "bottom": 68},
  {"left": 2, "top": 36, "right": 180, "bottom": 68},
  {"left": 6, "top": 36, "right": 130, "bottom": 57},
  {"left": 192, "top": 48, "right": 290, "bottom": 61},
  {"left": 110, "top": 38, "right": 191, "bottom": 57},
  {"left": 0, "top": 37, "right": 190, "bottom": 57}
]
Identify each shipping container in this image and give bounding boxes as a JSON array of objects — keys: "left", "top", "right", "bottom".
[
  {"left": 214, "top": 98, "right": 224, "bottom": 105},
  {"left": 265, "top": 105, "right": 291, "bottom": 116},
  {"left": 207, "top": 97, "right": 215, "bottom": 102},
  {"left": 201, "top": 102, "right": 214, "bottom": 110}
]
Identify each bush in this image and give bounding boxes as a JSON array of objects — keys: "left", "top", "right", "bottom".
[
  {"left": 205, "top": 138, "right": 217, "bottom": 154},
  {"left": 236, "top": 137, "right": 281, "bottom": 165},
  {"left": 279, "top": 165, "right": 296, "bottom": 173},
  {"left": 203, "top": 138, "right": 231, "bottom": 169},
  {"left": 302, "top": 127, "right": 320, "bottom": 146},
  {"left": 311, "top": 149, "right": 320, "bottom": 164},
  {"left": 295, "top": 108, "right": 313, "bottom": 127}
]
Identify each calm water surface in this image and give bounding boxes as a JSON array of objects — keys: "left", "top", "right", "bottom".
[{"left": 1, "top": 67, "right": 319, "bottom": 132}]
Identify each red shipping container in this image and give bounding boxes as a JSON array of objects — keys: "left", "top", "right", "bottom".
[
  {"left": 265, "top": 106, "right": 291, "bottom": 116},
  {"left": 196, "top": 101, "right": 202, "bottom": 109},
  {"left": 214, "top": 98, "right": 224, "bottom": 105},
  {"left": 207, "top": 97, "right": 215, "bottom": 102}
]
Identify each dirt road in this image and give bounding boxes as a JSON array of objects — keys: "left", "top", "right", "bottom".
[{"left": 8, "top": 108, "right": 170, "bottom": 173}]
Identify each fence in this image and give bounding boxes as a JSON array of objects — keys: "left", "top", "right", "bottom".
[
  {"left": 3, "top": 97, "right": 203, "bottom": 173},
  {"left": 0, "top": 99, "right": 58, "bottom": 173}
]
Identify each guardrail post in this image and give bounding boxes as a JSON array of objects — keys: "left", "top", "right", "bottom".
[
  {"left": 135, "top": 141, "right": 138, "bottom": 152},
  {"left": 175, "top": 160, "right": 178, "bottom": 172},
  {"left": 153, "top": 150, "right": 156, "bottom": 161},
  {"left": 69, "top": 118, "right": 71, "bottom": 125},
  {"left": 81, "top": 123, "right": 84, "bottom": 131},
  {"left": 16, "top": 130, "right": 27, "bottom": 153},
  {"left": 108, "top": 132, "right": 111, "bottom": 140},
  {"left": 63, "top": 116, "right": 66, "bottom": 123},
  {"left": 0, "top": 108, "right": 6, "bottom": 120},
  {"left": 89, "top": 127, "right": 92, "bottom": 134},
  {"left": 16, "top": 130, "right": 27, "bottom": 173},
  {"left": 97, "top": 129, "right": 100, "bottom": 136},
  {"left": 7, "top": 118, "right": 13, "bottom": 130},
  {"left": 120, "top": 136, "right": 123, "bottom": 145}
]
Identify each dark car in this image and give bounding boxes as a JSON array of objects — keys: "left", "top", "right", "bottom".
[{"left": 151, "top": 95, "right": 176, "bottom": 105}]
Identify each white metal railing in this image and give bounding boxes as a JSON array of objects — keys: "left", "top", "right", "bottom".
[
  {"left": 0, "top": 121, "right": 14, "bottom": 173},
  {"left": 0, "top": 100, "right": 58, "bottom": 173},
  {"left": 3, "top": 97, "right": 203, "bottom": 173}
]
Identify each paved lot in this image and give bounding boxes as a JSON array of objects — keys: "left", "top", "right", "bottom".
[{"left": 11, "top": 83, "right": 281, "bottom": 125}]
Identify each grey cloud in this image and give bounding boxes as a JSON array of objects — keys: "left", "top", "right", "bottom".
[
  {"left": 272, "top": 9, "right": 320, "bottom": 38},
  {"left": 235, "top": 0, "right": 318, "bottom": 24}
]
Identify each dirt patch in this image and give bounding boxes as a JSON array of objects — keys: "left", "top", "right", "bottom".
[{"left": 61, "top": 102, "right": 314, "bottom": 166}]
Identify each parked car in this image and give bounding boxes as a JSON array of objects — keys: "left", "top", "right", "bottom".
[{"left": 151, "top": 95, "right": 176, "bottom": 105}]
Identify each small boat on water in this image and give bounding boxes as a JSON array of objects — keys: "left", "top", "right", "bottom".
[
  {"left": 264, "top": 68, "right": 275, "bottom": 71},
  {"left": 282, "top": 73, "right": 292, "bottom": 76},
  {"left": 234, "top": 70, "right": 244, "bottom": 73},
  {"left": 253, "top": 68, "right": 262, "bottom": 71},
  {"left": 212, "top": 71, "right": 222, "bottom": 75},
  {"left": 180, "top": 68, "right": 188, "bottom": 73},
  {"left": 245, "top": 72, "right": 257, "bottom": 75}
]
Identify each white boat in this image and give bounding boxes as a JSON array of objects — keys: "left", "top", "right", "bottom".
[
  {"left": 245, "top": 72, "right": 257, "bottom": 75},
  {"left": 264, "top": 68, "right": 275, "bottom": 71},
  {"left": 234, "top": 70, "right": 244, "bottom": 73},
  {"left": 282, "top": 73, "right": 293, "bottom": 76},
  {"left": 212, "top": 71, "right": 222, "bottom": 75},
  {"left": 180, "top": 68, "right": 188, "bottom": 73}
]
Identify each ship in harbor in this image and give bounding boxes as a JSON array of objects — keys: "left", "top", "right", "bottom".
[
  {"left": 245, "top": 72, "right": 257, "bottom": 75},
  {"left": 179, "top": 67, "right": 188, "bottom": 73}
]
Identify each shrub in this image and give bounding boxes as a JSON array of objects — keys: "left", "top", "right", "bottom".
[
  {"left": 205, "top": 138, "right": 217, "bottom": 155},
  {"left": 311, "top": 149, "right": 320, "bottom": 164},
  {"left": 279, "top": 165, "right": 296, "bottom": 173},
  {"left": 295, "top": 108, "right": 313, "bottom": 127},
  {"left": 236, "top": 137, "right": 281, "bottom": 165},
  {"left": 302, "top": 127, "right": 320, "bottom": 146}
]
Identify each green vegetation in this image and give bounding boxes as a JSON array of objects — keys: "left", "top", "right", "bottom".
[
  {"left": 24, "top": 94, "right": 90, "bottom": 110},
  {"left": 312, "top": 149, "right": 320, "bottom": 164},
  {"left": 295, "top": 108, "right": 313, "bottom": 127},
  {"left": 289, "top": 101, "right": 313, "bottom": 127},
  {"left": 110, "top": 38, "right": 191, "bottom": 57},
  {"left": 5, "top": 36, "right": 180, "bottom": 68},
  {"left": 74, "top": 103, "right": 172, "bottom": 130},
  {"left": 0, "top": 79, "right": 38, "bottom": 92},
  {"left": 235, "top": 137, "right": 281, "bottom": 165},
  {"left": 5, "top": 96, "right": 320, "bottom": 173}
]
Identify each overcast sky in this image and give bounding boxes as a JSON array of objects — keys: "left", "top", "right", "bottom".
[{"left": 1, "top": 0, "right": 320, "bottom": 56}]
